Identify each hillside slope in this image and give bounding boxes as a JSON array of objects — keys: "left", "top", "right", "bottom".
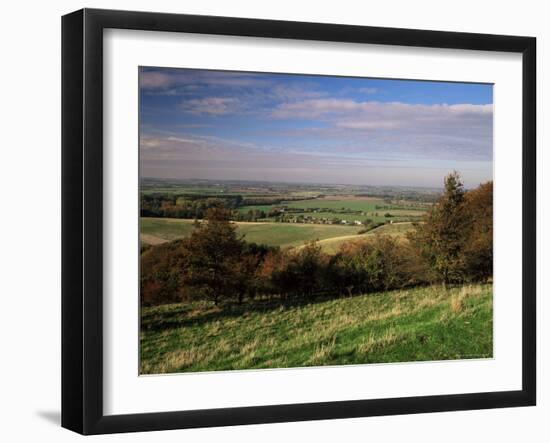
[
  {"left": 140, "top": 217, "right": 362, "bottom": 248},
  {"left": 140, "top": 283, "right": 493, "bottom": 374}
]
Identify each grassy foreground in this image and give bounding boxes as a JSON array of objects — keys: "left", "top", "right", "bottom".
[{"left": 140, "top": 283, "right": 493, "bottom": 374}]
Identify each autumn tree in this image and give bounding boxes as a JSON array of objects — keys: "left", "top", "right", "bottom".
[
  {"left": 257, "top": 249, "right": 290, "bottom": 297},
  {"left": 258, "top": 242, "right": 328, "bottom": 299},
  {"left": 463, "top": 181, "right": 493, "bottom": 281},
  {"left": 140, "top": 239, "right": 192, "bottom": 306},
  {"left": 233, "top": 243, "right": 278, "bottom": 304}
]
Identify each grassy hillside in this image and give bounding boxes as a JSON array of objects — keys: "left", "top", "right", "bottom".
[
  {"left": 140, "top": 283, "right": 493, "bottom": 374},
  {"left": 140, "top": 217, "right": 363, "bottom": 248}
]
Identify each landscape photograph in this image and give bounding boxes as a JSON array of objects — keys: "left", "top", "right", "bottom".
[{"left": 139, "top": 67, "right": 493, "bottom": 374}]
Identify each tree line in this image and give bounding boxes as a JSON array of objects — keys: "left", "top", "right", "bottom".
[
  {"left": 140, "top": 193, "right": 316, "bottom": 220},
  {"left": 140, "top": 172, "right": 493, "bottom": 307},
  {"left": 140, "top": 194, "right": 244, "bottom": 219}
]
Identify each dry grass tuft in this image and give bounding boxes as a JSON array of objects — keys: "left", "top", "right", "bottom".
[
  {"left": 214, "top": 338, "right": 232, "bottom": 354},
  {"left": 308, "top": 336, "right": 337, "bottom": 365},
  {"left": 241, "top": 338, "right": 260, "bottom": 355},
  {"left": 451, "top": 284, "right": 482, "bottom": 314},
  {"left": 357, "top": 328, "right": 405, "bottom": 355},
  {"left": 451, "top": 295, "right": 465, "bottom": 313},
  {"left": 417, "top": 296, "right": 439, "bottom": 309},
  {"left": 379, "top": 328, "right": 402, "bottom": 346},
  {"left": 154, "top": 347, "right": 205, "bottom": 372},
  {"left": 358, "top": 335, "right": 377, "bottom": 354}
]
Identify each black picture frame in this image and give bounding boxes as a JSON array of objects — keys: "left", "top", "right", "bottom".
[{"left": 62, "top": 8, "right": 536, "bottom": 435}]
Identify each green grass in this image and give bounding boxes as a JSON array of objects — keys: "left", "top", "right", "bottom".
[
  {"left": 140, "top": 283, "right": 493, "bottom": 374},
  {"left": 285, "top": 198, "right": 389, "bottom": 211},
  {"left": 236, "top": 204, "right": 276, "bottom": 214},
  {"left": 140, "top": 217, "right": 363, "bottom": 248},
  {"left": 140, "top": 218, "right": 198, "bottom": 241}
]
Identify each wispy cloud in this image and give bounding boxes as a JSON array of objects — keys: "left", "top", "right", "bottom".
[
  {"left": 358, "top": 87, "right": 379, "bottom": 94},
  {"left": 180, "top": 97, "right": 242, "bottom": 116},
  {"left": 175, "top": 123, "right": 213, "bottom": 129},
  {"left": 140, "top": 69, "right": 273, "bottom": 95},
  {"left": 140, "top": 133, "right": 491, "bottom": 186},
  {"left": 139, "top": 71, "right": 176, "bottom": 89},
  {"left": 269, "top": 99, "right": 493, "bottom": 161},
  {"left": 272, "top": 98, "right": 492, "bottom": 122}
]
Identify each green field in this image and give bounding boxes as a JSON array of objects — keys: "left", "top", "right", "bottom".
[
  {"left": 285, "top": 198, "right": 402, "bottom": 211},
  {"left": 237, "top": 197, "right": 427, "bottom": 223},
  {"left": 140, "top": 283, "right": 493, "bottom": 374},
  {"left": 140, "top": 186, "right": 429, "bottom": 249},
  {"left": 140, "top": 217, "right": 363, "bottom": 248}
]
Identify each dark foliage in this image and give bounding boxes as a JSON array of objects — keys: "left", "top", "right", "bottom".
[{"left": 408, "top": 172, "right": 493, "bottom": 286}]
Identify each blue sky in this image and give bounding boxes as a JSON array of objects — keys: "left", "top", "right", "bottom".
[{"left": 139, "top": 67, "right": 493, "bottom": 188}]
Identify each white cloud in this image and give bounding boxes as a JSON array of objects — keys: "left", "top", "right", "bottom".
[
  {"left": 271, "top": 99, "right": 492, "bottom": 122},
  {"left": 179, "top": 97, "right": 241, "bottom": 115},
  {"left": 270, "top": 99, "right": 492, "bottom": 156}
]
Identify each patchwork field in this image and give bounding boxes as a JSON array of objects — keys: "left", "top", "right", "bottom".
[
  {"left": 140, "top": 180, "right": 432, "bottom": 253},
  {"left": 237, "top": 196, "right": 427, "bottom": 224},
  {"left": 140, "top": 283, "right": 493, "bottom": 374}
]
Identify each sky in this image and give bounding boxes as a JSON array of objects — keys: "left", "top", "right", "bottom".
[{"left": 139, "top": 67, "right": 493, "bottom": 188}]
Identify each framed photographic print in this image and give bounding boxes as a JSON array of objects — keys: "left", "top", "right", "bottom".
[{"left": 61, "top": 8, "right": 536, "bottom": 435}]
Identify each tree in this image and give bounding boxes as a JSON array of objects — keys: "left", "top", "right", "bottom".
[
  {"left": 463, "top": 181, "right": 493, "bottom": 281},
  {"left": 257, "top": 249, "right": 289, "bottom": 297},
  {"left": 328, "top": 242, "right": 370, "bottom": 296},
  {"left": 233, "top": 253, "right": 260, "bottom": 304},
  {"left": 291, "top": 241, "right": 328, "bottom": 298},
  {"left": 410, "top": 171, "right": 471, "bottom": 287},
  {"left": 363, "top": 235, "right": 406, "bottom": 291},
  {"left": 258, "top": 242, "right": 328, "bottom": 300},
  {"left": 183, "top": 207, "right": 244, "bottom": 304}
]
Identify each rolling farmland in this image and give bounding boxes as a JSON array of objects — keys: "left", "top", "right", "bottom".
[
  {"left": 308, "top": 222, "right": 416, "bottom": 254},
  {"left": 140, "top": 180, "right": 431, "bottom": 251}
]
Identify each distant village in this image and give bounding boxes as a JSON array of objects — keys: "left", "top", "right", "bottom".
[{"left": 235, "top": 206, "right": 398, "bottom": 226}]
